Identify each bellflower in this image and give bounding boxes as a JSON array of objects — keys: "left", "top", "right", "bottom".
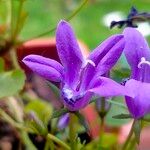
[
  {"left": 124, "top": 27, "right": 150, "bottom": 119},
  {"left": 23, "top": 20, "right": 130, "bottom": 111}
]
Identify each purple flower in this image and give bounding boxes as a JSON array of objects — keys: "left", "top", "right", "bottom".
[
  {"left": 23, "top": 20, "right": 130, "bottom": 111},
  {"left": 124, "top": 27, "right": 150, "bottom": 119}
]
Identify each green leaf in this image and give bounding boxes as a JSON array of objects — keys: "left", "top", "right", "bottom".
[
  {"left": 112, "top": 113, "right": 131, "bottom": 119},
  {"left": 52, "top": 108, "right": 69, "bottom": 119},
  {"left": 133, "top": 120, "right": 142, "bottom": 144},
  {"left": 0, "top": 69, "right": 25, "bottom": 98},
  {"left": 47, "top": 81, "right": 60, "bottom": 98},
  {"left": 25, "top": 100, "right": 53, "bottom": 126}
]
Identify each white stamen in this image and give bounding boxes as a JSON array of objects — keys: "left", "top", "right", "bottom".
[
  {"left": 63, "top": 88, "right": 73, "bottom": 99},
  {"left": 138, "top": 57, "right": 150, "bottom": 68},
  {"left": 82, "top": 59, "right": 96, "bottom": 68}
]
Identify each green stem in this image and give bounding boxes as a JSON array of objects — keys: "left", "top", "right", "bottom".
[
  {"left": 65, "top": 0, "right": 89, "bottom": 22},
  {"left": 9, "top": 48, "right": 21, "bottom": 69},
  {"left": 0, "top": 108, "right": 30, "bottom": 131},
  {"left": 10, "top": 0, "right": 14, "bottom": 39},
  {"left": 69, "top": 113, "right": 76, "bottom": 150},
  {"left": 44, "top": 134, "right": 54, "bottom": 150},
  {"left": 127, "top": 138, "right": 136, "bottom": 150},
  {"left": 24, "top": 0, "right": 89, "bottom": 42},
  {"left": 99, "top": 98, "right": 105, "bottom": 145},
  {"left": 13, "top": 0, "right": 24, "bottom": 40},
  {"left": 47, "top": 133, "right": 70, "bottom": 150},
  {"left": 122, "top": 120, "right": 136, "bottom": 150},
  {"left": 99, "top": 116, "right": 104, "bottom": 142}
]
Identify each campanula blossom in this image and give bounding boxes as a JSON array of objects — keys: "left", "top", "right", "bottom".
[
  {"left": 23, "top": 20, "right": 130, "bottom": 111},
  {"left": 124, "top": 27, "right": 150, "bottom": 119}
]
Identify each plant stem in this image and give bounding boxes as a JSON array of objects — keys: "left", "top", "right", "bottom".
[
  {"left": 44, "top": 134, "right": 54, "bottom": 150},
  {"left": 24, "top": 0, "right": 89, "bottom": 42},
  {"left": 0, "top": 108, "right": 30, "bottom": 131},
  {"left": 99, "top": 98, "right": 105, "bottom": 145},
  {"left": 9, "top": 48, "right": 21, "bottom": 69},
  {"left": 122, "top": 120, "right": 136, "bottom": 150},
  {"left": 65, "top": 0, "right": 89, "bottom": 22},
  {"left": 13, "top": 0, "right": 24, "bottom": 40},
  {"left": 69, "top": 113, "right": 76, "bottom": 150},
  {"left": 10, "top": 0, "right": 14, "bottom": 39},
  {"left": 127, "top": 138, "right": 136, "bottom": 150},
  {"left": 47, "top": 133, "right": 70, "bottom": 150}
]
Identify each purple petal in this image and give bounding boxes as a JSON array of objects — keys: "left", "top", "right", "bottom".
[
  {"left": 88, "top": 77, "right": 133, "bottom": 97},
  {"left": 22, "top": 55, "right": 63, "bottom": 82},
  {"left": 89, "top": 35, "right": 124, "bottom": 65},
  {"left": 58, "top": 113, "right": 69, "bottom": 130},
  {"left": 80, "top": 35, "right": 124, "bottom": 91},
  {"left": 96, "top": 37, "right": 124, "bottom": 75},
  {"left": 125, "top": 79, "right": 150, "bottom": 119},
  {"left": 56, "top": 20, "right": 83, "bottom": 89},
  {"left": 123, "top": 27, "right": 150, "bottom": 81}
]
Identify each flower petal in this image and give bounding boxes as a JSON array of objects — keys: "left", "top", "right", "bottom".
[
  {"left": 80, "top": 35, "right": 124, "bottom": 91},
  {"left": 96, "top": 37, "right": 124, "bottom": 75},
  {"left": 88, "top": 77, "right": 132, "bottom": 97},
  {"left": 56, "top": 20, "right": 83, "bottom": 89},
  {"left": 58, "top": 113, "right": 69, "bottom": 129},
  {"left": 123, "top": 27, "right": 150, "bottom": 81},
  {"left": 22, "top": 54, "right": 63, "bottom": 82},
  {"left": 125, "top": 79, "right": 150, "bottom": 119}
]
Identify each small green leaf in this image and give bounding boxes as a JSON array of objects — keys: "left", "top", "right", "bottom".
[
  {"left": 25, "top": 100, "right": 53, "bottom": 125},
  {"left": 0, "top": 69, "right": 25, "bottom": 98},
  {"left": 52, "top": 108, "right": 69, "bottom": 119},
  {"left": 25, "top": 100, "right": 53, "bottom": 135},
  {"left": 112, "top": 113, "right": 131, "bottom": 119},
  {"left": 133, "top": 120, "right": 142, "bottom": 144},
  {"left": 47, "top": 81, "right": 60, "bottom": 98}
]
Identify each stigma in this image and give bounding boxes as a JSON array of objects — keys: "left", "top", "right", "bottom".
[
  {"left": 138, "top": 57, "right": 150, "bottom": 68},
  {"left": 82, "top": 59, "right": 96, "bottom": 68}
]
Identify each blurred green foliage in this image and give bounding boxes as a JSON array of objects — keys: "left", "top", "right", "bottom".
[
  {"left": 0, "top": 57, "right": 25, "bottom": 98},
  {"left": 19, "top": 0, "right": 150, "bottom": 48}
]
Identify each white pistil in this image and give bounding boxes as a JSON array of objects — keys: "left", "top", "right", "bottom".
[
  {"left": 63, "top": 88, "right": 73, "bottom": 99},
  {"left": 138, "top": 57, "right": 150, "bottom": 68}
]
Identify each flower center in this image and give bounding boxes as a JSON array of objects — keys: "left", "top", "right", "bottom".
[
  {"left": 138, "top": 57, "right": 150, "bottom": 68},
  {"left": 62, "top": 87, "right": 83, "bottom": 106}
]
